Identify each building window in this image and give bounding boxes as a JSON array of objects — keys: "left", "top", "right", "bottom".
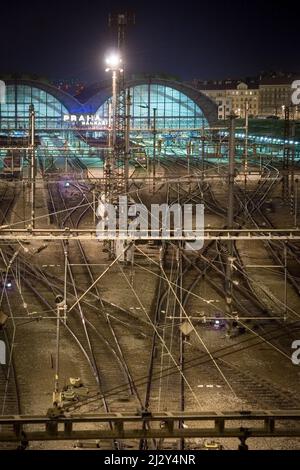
[
  {"left": 96, "top": 83, "right": 208, "bottom": 131},
  {"left": 0, "top": 84, "right": 68, "bottom": 130}
]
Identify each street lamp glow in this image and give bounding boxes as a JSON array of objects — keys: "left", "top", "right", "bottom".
[{"left": 105, "top": 52, "right": 122, "bottom": 71}]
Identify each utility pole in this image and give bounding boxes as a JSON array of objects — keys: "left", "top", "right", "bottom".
[
  {"left": 284, "top": 243, "right": 287, "bottom": 318},
  {"left": 282, "top": 106, "right": 291, "bottom": 201},
  {"left": 290, "top": 119, "right": 296, "bottom": 217},
  {"left": 53, "top": 295, "right": 66, "bottom": 405},
  {"left": 54, "top": 301, "right": 60, "bottom": 400},
  {"left": 152, "top": 107, "right": 157, "bottom": 193},
  {"left": 295, "top": 178, "right": 299, "bottom": 227},
  {"left": 201, "top": 121, "right": 205, "bottom": 180},
  {"left": 63, "top": 242, "right": 68, "bottom": 323},
  {"left": 125, "top": 89, "right": 131, "bottom": 193},
  {"left": 228, "top": 115, "right": 236, "bottom": 231},
  {"left": 244, "top": 100, "right": 249, "bottom": 179},
  {"left": 187, "top": 140, "right": 191, "bottom": 176},
  {"left": 178, "top": 245, "right": 185, "bottom": 451},
  {"left": 226, "top": 115, "right": 236, "bottom": 336},
  {"left": 29, "top": 105, "right": 36, "bottom": 229},
  {"left": 244, "top": 100, "right": 249, "bottom": 220}
]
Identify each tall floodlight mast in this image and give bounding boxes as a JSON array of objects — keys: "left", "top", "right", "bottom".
[
  {"left": 106, "top": 12, "right": 135, "bottom": 200},
  {"left": 104, "top": 52, "right": 123, "bottom": 204},
  {"left": 103, "top": 12, "right": 135, "bottom": 259}
]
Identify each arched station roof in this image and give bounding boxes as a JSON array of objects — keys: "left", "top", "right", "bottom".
[
  {"left": 4, "top": 78, "right": 84, "bottom": 113},
  {"left": 1, "top": 77, "right": 218, "bottom": 126},
  {"left": 82, "top": 78, "right": 218, "bottom": 126}
]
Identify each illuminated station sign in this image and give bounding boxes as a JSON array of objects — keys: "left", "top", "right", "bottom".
[{"left": 63, "top": 114, "right": 109, "bottom": 127}]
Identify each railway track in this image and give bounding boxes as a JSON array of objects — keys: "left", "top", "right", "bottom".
[
  {"left": 1, "top": 157, "right": 149, "bottom": 447},
  {"left": 46, "top": 175, "right": 143, "bottom": 409},
  {"left": 0, "top": 182, "right": 21, "bottom": 447},
  {"left": 1, "top": 151, "right": 300, "bottom": 449},
  {"left": 132, "top": 156, "right": 300, "bottom": 449}
]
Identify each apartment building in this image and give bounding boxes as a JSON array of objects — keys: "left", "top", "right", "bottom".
[
  {"left": 191, "top": 74, "right": 300, "bottom": 119},
  {"left": 191, "top": 79, "right": 259, "bottom": 118}
]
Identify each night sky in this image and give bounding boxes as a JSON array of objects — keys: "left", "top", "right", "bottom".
[{"left": 1, "top": 0, "right": 299, "bottom": 83}]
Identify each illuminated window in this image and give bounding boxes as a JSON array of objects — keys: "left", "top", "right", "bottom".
[
  {"left": 0, "top": 84, "right": 68, "bottom": 130},
  {"left": 96, "top": 84, "right": 208, "bottom": 131}
]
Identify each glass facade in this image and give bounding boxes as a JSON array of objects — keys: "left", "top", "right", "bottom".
[
  {"left": 96, "top": 84, "right": 208, "bottom": 131},
  {"left": 0, "top": 84, "right": 68, "bottom": 130},
  {"left": 0, "top": 83, "right": 207, "bottom": 133}
]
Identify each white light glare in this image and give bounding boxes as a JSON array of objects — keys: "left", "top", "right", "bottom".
[{"left": 105, "top": 53, "right": 122, "bottom": 69}]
